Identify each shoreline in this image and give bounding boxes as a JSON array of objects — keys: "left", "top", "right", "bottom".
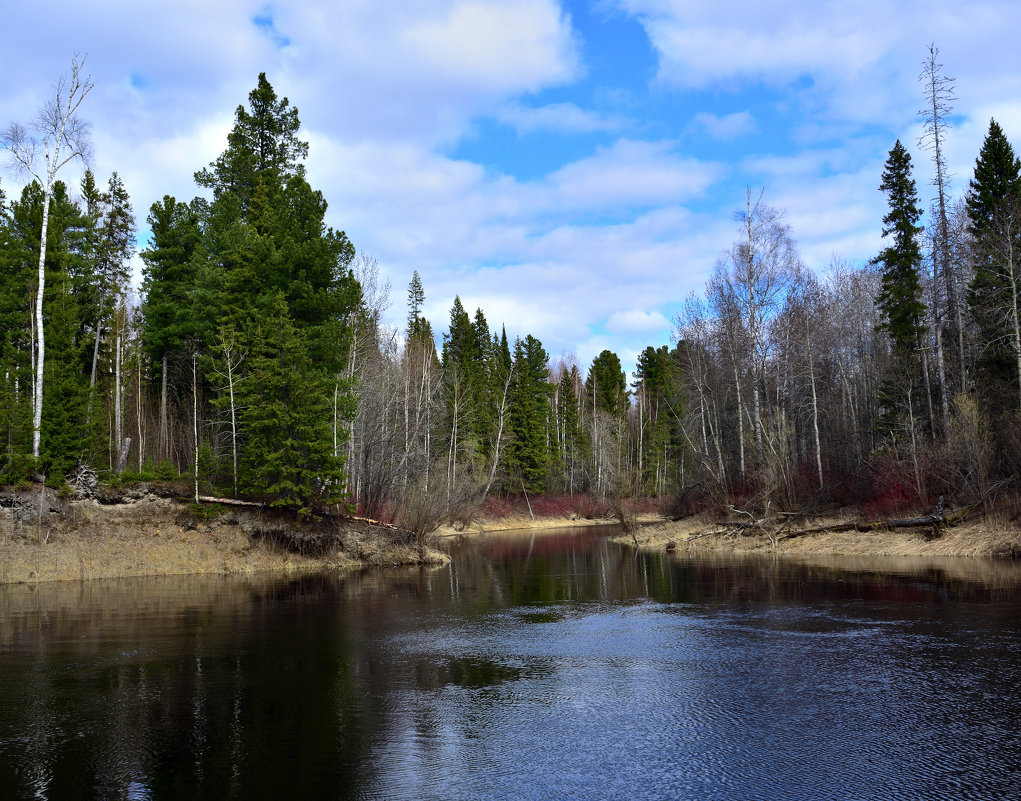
[
  {"left": 614, "top": 514, "right": 1021, "bottom": 560},
  {"left": 4, "top": 495, "right": 1020, "bottom": 586},
  {"left": 431, "top": 513, "right": 653, "bottom": 537},
  {"left": 0, "top": 495, "right": 450, "bottom": 585}
]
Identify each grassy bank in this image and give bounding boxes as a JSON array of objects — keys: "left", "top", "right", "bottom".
[
  {"left": 0, "top": 495, "right": 449, "bottom": 585},
  {"left": 616, "top": 513, "right": 1021, "bottom": 559}
]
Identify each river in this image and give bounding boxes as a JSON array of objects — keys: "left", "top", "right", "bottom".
[{"left": 2, "top": 526, "right": 1021, "bottom": 800}]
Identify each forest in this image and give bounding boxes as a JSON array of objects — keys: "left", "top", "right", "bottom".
[{"left": 2, "top": 60, "right": 1021, "bottom": 531}]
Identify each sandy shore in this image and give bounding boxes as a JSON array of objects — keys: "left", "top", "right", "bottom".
[{"left": 614, "top": 514, "right": 1021, "bottom": 559}]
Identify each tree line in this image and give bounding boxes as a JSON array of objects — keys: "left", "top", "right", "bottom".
[{"left": 2, "top": 53, "right": 1021, "bottom": 525}]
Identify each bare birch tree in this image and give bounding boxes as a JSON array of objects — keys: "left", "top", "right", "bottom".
[{"left": 2, "top": 55, "right": 93, "bottom": 460}]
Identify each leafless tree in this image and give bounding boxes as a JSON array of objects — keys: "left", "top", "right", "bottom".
[
  {"left": 918, "top": 43, "right": 964, "bottom": 399},
  {"left": 2, "top": 55, "right": 93, "bottom": 461}
]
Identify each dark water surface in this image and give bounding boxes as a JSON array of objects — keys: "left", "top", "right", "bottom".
[{"left": 3, "top": 527, "right": 1021, "bottom": 800}]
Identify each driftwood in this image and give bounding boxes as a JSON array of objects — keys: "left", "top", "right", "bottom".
[
  {"left": 193, "top": 496, "right": 417, "bottom": 540},
  {"left": 197, "top": 495, "right": 265, "bottom": 507},
  {"left": 689, "top": 491, "right": 1003, "bottom": 547}
]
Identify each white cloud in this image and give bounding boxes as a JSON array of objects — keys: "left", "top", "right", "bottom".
[
  {"left": 495, "top": 102, "right": 626, "bottom": 134},
  {"left": 606, "top": 309, "right": 671, "bottom": 334},
  {"left": 690, "top": 111, "right": 755, "bottom": 140}
]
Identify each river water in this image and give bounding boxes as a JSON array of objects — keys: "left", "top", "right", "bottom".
[{"left": 2, "top": 526, "right": 1021, "bottom": 800}]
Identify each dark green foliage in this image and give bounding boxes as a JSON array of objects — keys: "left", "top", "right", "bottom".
[
  {"left": 8, "top": 182, "right": 93, "bottom": 477},
  {"left": 187, "top": 75, "right": 359, "bottom": 503},
  {"left": 875, "top": 140, "right": 926, "bottom": 358},
  {"left": 506, "top": 335, "right": 552, "bottom": 493},
  {"left": 634, "top": 345, "right": 685, "bottom": 493},
  {"left": 441, "top": 297, "right": 494, "bottom": 461},
  {"left": 195, "top": 72, "right": 308, "bottom": 211},
  {"left": 967, "top": 120, "right": 1021, "bottom": 238},
  {"left": 551, "top": 365, "right": 588, "bottom": 493},
  {"left": 407, "top": 270, "right": 430, "bottom": 341},
  {"left": 966, "top": 119, "right": 1021, "bottom": 410},
  {"left": 586, "top": 349, "right": 629, "bottom": 418},
  {"left": 237, "top": 294, "right": 344, "bottom": 514},
  {"left": 140, "top": 195, "right": 203, "bottom": 382}
]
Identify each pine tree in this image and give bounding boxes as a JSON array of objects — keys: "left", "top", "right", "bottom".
[
  {"left": 876, "top": 141, "right": 927, "bottom": 357},
  {"left": 195, "top": 72, "right": 308, "bottom": 212},
  {"left": 586, "top": 350, "right": 629, "bottom": 418},
  {"left": 237, "top": 293, "right": 343, "bottom": 515},
  {"left": 10, "top": 181, "right": 92, "bottom": 477},
  {"left": 966, "top": 119, "right": 1021, "bottom": 411},
  {"left": 506, "top": 335, "right": 552, "bottom": 494},
  {"left": 407, "top": 270, "right": 430, "bottom": 341}
]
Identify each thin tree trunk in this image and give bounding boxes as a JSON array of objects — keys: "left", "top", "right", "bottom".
[
  {"left": 32, "top": 187, "right": 51, "bottom": 459},
  {"left": 808, "top": 341, "right": 823, "bottom": 489},
  {"left": 931, "top": 255, "right": 950, "bottom": 432},
  {"left": 160, "top": 353, "right": 168, "bottom": 461},
  {"left": 192, "top": 352, "right": 199, "bottom": 504},
  {"left": 907, "top": 384, "right": 922, "bottom": 500},
  {"left": 114, "top": 329, "right": 123, "bottom": 472},
  {"left": 733, "top": 361, "right": 746, "bottom": 479}
]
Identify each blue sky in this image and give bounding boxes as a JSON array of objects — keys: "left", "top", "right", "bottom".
[{"left": 3, "top": 1, "right": 1020, "bottom": 378}]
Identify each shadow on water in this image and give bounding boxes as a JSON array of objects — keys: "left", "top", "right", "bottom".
[{"left": 2, "top": 527, "right": 1021, "bottom": 800}]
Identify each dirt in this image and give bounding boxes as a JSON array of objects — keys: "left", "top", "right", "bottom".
[
  {"left": 0, "top": 492, "right": 449, "bottom": 585},
  {"left": 614, "top": 513, "right": 1021, "bottom": 559}
]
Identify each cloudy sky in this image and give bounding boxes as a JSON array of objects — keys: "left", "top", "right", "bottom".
[{"left": 3, "top": 1, "right": 1020, "bottom": 378}]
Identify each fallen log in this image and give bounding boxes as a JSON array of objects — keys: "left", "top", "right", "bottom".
[{"left": 197, "top": 495, "right": 266, "bottom": 507}]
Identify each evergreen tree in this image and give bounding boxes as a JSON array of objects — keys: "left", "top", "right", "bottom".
[
  {"left": 633, "top": 345, "right": 684, "bottom": 495},
  {"left": 552, "top": 365, "right": 587, "bottom": 494},
  {"left": 237, "top": 293, "right": 342, "bottom": 515},
  {"left": 966, "top": 119, "right": 1021, "bottom": 410},
  {"left": 10, "top": 181, "right": 91, "bottom": 477},
  {"left": 407, "top": 270, "right": 430, "bottom": 341},
  {"left": 875, "top": 141, "right": 927, "bottom": 356},
  {"left": 874, "top": 141, "right": 927, "bottom": 442},
  {"left": 195, "top": 72, "right": 308, "bottom": 212},
  {"left": 190, "top": 74, "right": 360, "bottom": 499},
  {"left": 506, "top": 335, "right": 552, "bottom": 493},
  {"left": 585, "top": 350, "right": 629, "bottom": 418}
]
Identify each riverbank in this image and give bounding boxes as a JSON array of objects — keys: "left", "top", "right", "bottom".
[
  {"left": 432, "top": 512, "right": 663, "bottom": 537},
  {"left": 616, "top": 513, "right": 1021, "bottom": 559},
  {"left": 0, "top": 493, "right": 449, "bottom": 585}
]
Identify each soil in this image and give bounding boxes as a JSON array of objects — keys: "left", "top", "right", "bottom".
[
  {"left": 0, "top": 487, "right": 449, "bottom": 585},
  {"left": 613, "top": 513, "right": 1021, "bottom": 559}
]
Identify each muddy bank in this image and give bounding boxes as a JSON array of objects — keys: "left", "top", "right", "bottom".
[
  {"left": 615, "top": 514, "right": 1021, "bottom": 559},
  {"left": 0, "top": 489, "right": 448, "bottom": 585}
]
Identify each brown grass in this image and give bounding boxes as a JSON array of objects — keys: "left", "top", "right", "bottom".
[
  {"left": 0, "top": 498, "right": 448, "bottom": 585},
  {"left": 618, "top": 512, "right": 1021, "bottom": 560},
  {"left": 432, "top": 512, "right": 663, "bottom": 537}
]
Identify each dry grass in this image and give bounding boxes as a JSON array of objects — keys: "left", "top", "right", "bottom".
[
  {"left": 432, "top": 512, "right": 663, "bottom": 538},
  {"left": 0, "top": 498, "right": 447, "bottom": 585},
  {"left": 618, "top": 511, "right": 1021, "bottom": 560}
]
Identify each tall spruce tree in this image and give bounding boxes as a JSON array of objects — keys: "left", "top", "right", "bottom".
[
  {"left": 586, "top": 350, "right": 629, "bottom": 419},
  {"left": 876, "top": 141, "right": 927, "bottom": 356},
  {"left": 874, "top": 141, "right": 928, "bottom": 452},
  {"left": 966, "top": 119, "right": 1021, "bottom": 411},
  {"left": 506, "top": 335, "right": 552, "bottom": 494}
]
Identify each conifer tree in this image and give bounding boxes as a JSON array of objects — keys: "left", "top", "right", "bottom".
[
  {"left": 586, "top": 350, "right": 629, "bottom": 418},
  {"left": 238, "top": 293, "right": 342, "bottom": 515},
  {"left": 876, "top": 141, "right": 927, "bottom": 357},
  {"left": 506, "top": 335, "right": 552, "bottom": 493},
  {"left": 966, "top": 119, "right": 1021, "bottom": 410},
  {"left": 874, "top": 141, "right": 928, "bottom": 468}
]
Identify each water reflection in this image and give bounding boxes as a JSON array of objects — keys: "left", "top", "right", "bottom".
[{"left": 2, "top": 530, "right": 1021, "bottom": 800}]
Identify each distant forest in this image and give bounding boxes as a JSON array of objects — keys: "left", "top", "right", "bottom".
[{"left": 3, "top": 60, "right": 1021, "bottom": 525}]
